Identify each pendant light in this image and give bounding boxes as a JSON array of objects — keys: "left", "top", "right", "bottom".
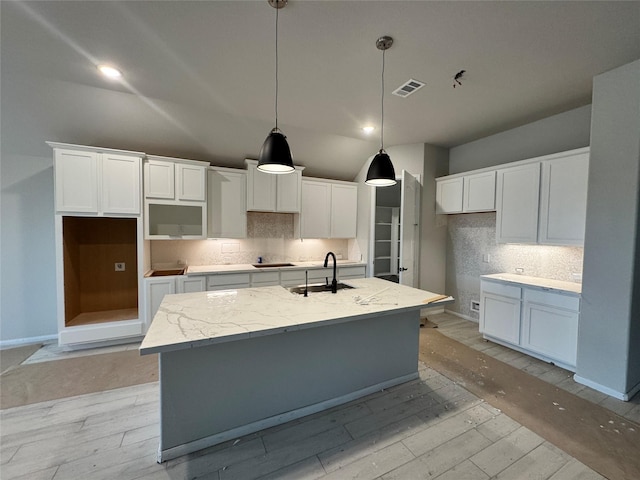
[
  {"left": 365, "top": 36, "right": 396, "bottom": 187},
  {"left": 258, "top": 0, "right": 295, "bottom": 174}
]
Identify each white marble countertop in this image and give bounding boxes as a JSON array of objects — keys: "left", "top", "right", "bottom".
[
  {"left": 481, "top": 273, "right": 581, "bottom": 295},
  {"left": 140, "top": 277, "right": 453, "bottom": 355},
  {"left": 186, "top": 260, "right": 366, "bottom": 275}
]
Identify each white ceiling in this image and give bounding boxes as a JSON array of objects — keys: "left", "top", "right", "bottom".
[{"left": 2, "top": 1, "right": 639, "bottom": 180}]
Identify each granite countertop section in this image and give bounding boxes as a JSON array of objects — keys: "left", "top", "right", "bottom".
[
  {"left": 481, "top": 273, "right": 581, "bottom": 295},
  {"left": 186, "top": 260, "right": 366, "bottom": 275},
  {"left": 140, "top": 277, "right": 453, "bottom": 355}
]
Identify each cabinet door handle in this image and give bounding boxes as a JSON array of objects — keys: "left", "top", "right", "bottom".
[{"left": 399, "top": 267, "right": 408, "bottom": 272}]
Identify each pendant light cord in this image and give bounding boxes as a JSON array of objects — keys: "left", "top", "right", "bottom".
[
  {"left": 274, "top": 3, "right": 279, "bottom": 131},
  {"left": 380, "top": 47, "right": 385, "bottom": 151}
]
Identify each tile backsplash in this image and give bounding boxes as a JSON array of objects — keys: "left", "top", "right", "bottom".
[
  {"left": 150, "top": 212, "right": 349, "bottom": 267},
  {"left": 445, "top": 212, "right": 584, "bottom": 320}
]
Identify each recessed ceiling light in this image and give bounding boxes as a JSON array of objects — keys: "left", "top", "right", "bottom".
[
  {"left": 362, "top": 126, "right": 375, "bottom": 135},
  {"left": 97, "top": 64, "right": 122, "bottom": 79}
]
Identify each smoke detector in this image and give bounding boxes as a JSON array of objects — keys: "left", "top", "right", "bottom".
[{"left": 392, "top": 78, "right": 425, "bottom": 98}]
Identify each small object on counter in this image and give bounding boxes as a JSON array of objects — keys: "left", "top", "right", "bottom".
[{"left": 422, "top": 294, "right": 449, "bottom": 304}]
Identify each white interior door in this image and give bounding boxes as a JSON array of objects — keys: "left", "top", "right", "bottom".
[{"left": 399, "top": 170, "right": 420, "bottom": 287}]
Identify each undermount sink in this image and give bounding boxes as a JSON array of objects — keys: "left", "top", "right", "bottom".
[
  {"left": 288, "top": 283, "right": 355, "bottom": 295},
  {"left": 252, "top": 263, "right": 295, "bottom": 268},
  {"left": 148, "top": 268, "right": 185, "bottom": 277}
]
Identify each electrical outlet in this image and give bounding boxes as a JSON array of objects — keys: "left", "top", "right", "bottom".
[
  {"left": 482, "top": 254, "right": 491, "bottom": 263},
  {"left": 515, "top": 267, "right": 524, "bottom": 274},
  {"left": 115, "top": 262, "right": 125, "bottom": 272},
  {"left": 571, "top": 272, "right": 582, "bottom": 283}
]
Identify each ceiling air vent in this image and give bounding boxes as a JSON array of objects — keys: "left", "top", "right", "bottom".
[{"left": 392, "top": 78, "right": 425, "bottom": 98}]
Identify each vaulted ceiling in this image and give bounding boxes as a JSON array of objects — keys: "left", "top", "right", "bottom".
[{"left": 2, "top": 1, "right": 639, "bottom": 180}]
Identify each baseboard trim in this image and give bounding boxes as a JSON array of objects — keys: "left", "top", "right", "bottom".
[
  {"left": 158, "top": 371, "right": 419, "bottom": 462},
  {"left": 444, "top": 309, "right": 479, "bottom": 323},
  {"left": 573, "top": 374, "right": 639, "bottom": 402},
  {"left": 0, "top": 334, "right": 57, "bottom": 349}
]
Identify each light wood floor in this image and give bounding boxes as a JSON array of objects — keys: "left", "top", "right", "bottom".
[{"left": 0, "top": 314, "right": 612, "bottom": 480}]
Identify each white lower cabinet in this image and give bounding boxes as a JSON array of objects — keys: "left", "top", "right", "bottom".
[
  {"left": 145, "top": 277, "right": 177, "bottom": 324},
  {"left": 145, "top": 275, "right": 207, "bottom": 324},
  {"left": 251, "top": 271, "right": 280, "bottom": 287},
  {"left": 178, "top": 276, "right": 206, "bottom": 293},
  {"left": 480, "top": 279, "right": 580, "bottom": 370},
  {"left": 521, "top": 289, "right": 579, "bottom": 368},
  {"left": 207, "top": 273, "right": 251, "bottom": 291},
  {"left": 479, "top": 281, "right": 521, "bottom": 344}
]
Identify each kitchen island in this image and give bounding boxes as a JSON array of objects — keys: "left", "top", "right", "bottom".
[{"left": 140, "top": 277, "right": 452, "bottom": 462}]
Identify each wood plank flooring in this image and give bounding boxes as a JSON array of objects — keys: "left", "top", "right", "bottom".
[{"left": 1, "top": 358, "right": 604, "bottom": 479}]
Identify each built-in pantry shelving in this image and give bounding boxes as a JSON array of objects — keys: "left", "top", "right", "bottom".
[{"left": 374, "top": 206, "right": 400, "bottom": 278}]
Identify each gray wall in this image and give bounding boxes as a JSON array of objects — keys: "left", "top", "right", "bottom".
[
  {"left": 577, "top": 59, "right": 640, "bottom": 396},
  {"left": 421, "top": 144, "right": 449, "bottom": 294},
  {"left": 1, "top": 153, "right": 58, "bottom": 342},
  {"left": 449, "top": 105, "right": 591, "bottom": 174}
]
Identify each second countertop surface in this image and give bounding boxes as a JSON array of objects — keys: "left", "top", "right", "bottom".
[
  {"left": 186, "top": 260, "right": 366, "bottom": 275},
  {"left": 481, "top": 273, "right": 581, "bottom": 295}
]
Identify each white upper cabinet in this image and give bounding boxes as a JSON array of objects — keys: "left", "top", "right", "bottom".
[
  {"left": 102, "top": 153, "right": 142, "bottom": 215},
  {"left": 54, "top": 148, "right": 99, "bottom": 213},
  {"left": 435, "top": 177, "right": 463, "bottom": 214},
  {"left": 276, "top": 168, "right": 303, "bottom": 213},
  {"left": 50, "top": 143, "right": 142, "bottom": 216},
  {"left": 538, "top": 150, "right": 589, "bottom": 245},
  {"left": 245, "top": 159, "right": 304, "bottom": 213},
  {"left": 330, "top": 183, "right": 358, "bottom": 238},
  {"left": 496, "top": 163, "right": 541, "bottom": 244},
  {"left": 144, "top": 159, "right": 175, "bottom": 199},
  {"left": 300, "top": 180, "right": 331, "bottom": 238},
  {"left": 145, "top": 156, "right": 207, "bottom": 202},
  {"left": 300, "top": 179, "right": 357, "bottom": 239},
  {"left": 246, "top": 162, "right": 276, "bottom": 211},
  {"left": 176, "top": 164, "right": 206, "bottom": 202},
  {"left": 144, "top": 156, "right": 208, "bottom": 240},
  {"left": 208, "top": 167, "right": 247, "bottom": 239},
  {"left": 435, "top": 171, "right": 496, "bottom": 214},
  {"left": 463, "top": 171, "right": 496, "bottom": 213}
]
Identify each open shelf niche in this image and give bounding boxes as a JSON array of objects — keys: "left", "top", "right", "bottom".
[{"left": 62, "top": 217, "right": 139, "bottom": 326}]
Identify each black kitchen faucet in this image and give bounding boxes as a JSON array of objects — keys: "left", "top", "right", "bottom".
[{"left": 323, "top": 251, "right": 338, "bottom": 293}]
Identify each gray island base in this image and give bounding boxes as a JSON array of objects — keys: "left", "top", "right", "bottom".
[{"left": 140, "top": 277, "right": 452, "bottom": 462}]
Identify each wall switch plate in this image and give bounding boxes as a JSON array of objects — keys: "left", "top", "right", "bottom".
[
  {"left": 482, "top": 254, "right": 491, "bottom": 263},
  {"left": 115, "top": 262, "right": 125, "bottom": 272}
]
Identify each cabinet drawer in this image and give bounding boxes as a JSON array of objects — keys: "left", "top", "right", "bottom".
[
  {"left": 481, "top": 280, "right": 521, "bottom": 299},
  {"left": 308, "top": 268, "right": 332, "bottom": 282},
  {"left": 207, "top": 273, "right": 251, "bottom": 288},
  {"left": 524, "top": 289, "right": 580, "bottom": 311},
  {"left": 339, "top": 265, "right": 366, "bottom": 279},
  {"left": 251, "top": 271, "right": 280, "bottom": 285},
  {"left": 280, "top": 270, "right": 306, "bottom": 286}
]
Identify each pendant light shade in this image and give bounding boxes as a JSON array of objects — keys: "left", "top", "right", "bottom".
[
  {"left": 258, "top": 128, "right": 294, "bottom": 173},
  {"left": 366, "top": 149, "right": 396, "bottom": 186},
  {"left": 258, "top": 0, "right": 295, "bottom": 174},
  {"left": 365, "top": 35, "right": 397, "bottom": 187}
]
